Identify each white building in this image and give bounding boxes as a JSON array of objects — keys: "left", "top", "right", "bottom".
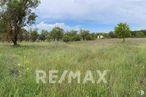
[{"left": 97, "top": 35, "right": 104, "bottom": 39}]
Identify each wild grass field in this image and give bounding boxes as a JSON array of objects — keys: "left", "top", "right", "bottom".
[{"left": 0, "top": 38, "right": 146, "bottom": 97}]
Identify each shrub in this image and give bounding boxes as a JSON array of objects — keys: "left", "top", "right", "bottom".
[
  {"left": 135, "top": 32, "right": 145, "bottom": 38},
  {"left": 63, "top": 30, "right": 81, "bottom": 42}
]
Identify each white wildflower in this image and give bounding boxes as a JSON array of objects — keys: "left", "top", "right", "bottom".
[
  {"left": 26, "top": 68, "right": 29, "bottom": 71},
  {"left": 138, "top": 90, "right": 144, "bottom": 96},
  {"left": 18, "top": 64, "right": 21, "bottom": 66}
]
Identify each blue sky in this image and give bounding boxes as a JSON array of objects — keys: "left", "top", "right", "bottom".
[{"left": 33, "top": 0, "right": 146, "bottom": 32}]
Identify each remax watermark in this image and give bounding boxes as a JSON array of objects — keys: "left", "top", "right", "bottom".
[{"left": 36, "top": 70, "right": 109, "bottom": 84}]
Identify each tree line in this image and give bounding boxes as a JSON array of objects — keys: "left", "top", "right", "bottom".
[
  {"left": 1, "top": 25, "right": 146, "bottom": 43},
  {"left": 0, "top": 27, "right": 98, "bottom": 42},
  {"left": 107, "top": 30, "right": 146, "bottom": 38}
]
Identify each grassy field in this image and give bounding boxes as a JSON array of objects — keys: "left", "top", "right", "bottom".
[{"left": 0, "top": 38, "right": 146, "bottom": 97}]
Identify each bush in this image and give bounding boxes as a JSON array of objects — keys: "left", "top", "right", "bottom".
[
  {"left": 135, "top": 32, "right": 145, "bottom": 38},
  {"left": 86, "top": 35, "right": 93, "bottom": 40},
  {"left": 38, "top": 30, "right": 48, "bottom": 41},
  {"left": 108, "top": 31, "right": 117, "bottom": 38},
  {"left": 63, "top": 35, "right": 70, "bottom": 42},
  {"left": 73, "top": 35, "right": 81, "bottom": 41},
  {"left": 50, "top": 27, "right": 64, "bottom": 41},
  {"left": 63, "top": 30, "right": 81, "bottom": 42}
]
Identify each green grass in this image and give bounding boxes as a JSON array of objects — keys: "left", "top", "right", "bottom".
[{"left": 0, "top": 38, "right": 146, "bottom": 97}]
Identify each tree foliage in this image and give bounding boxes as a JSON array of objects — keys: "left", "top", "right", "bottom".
[
  {"left": 63, "top": 30, "right": 81, "bottom": 42},
  {"left": 39, "top": 30, "right": 48, "bottom": 41},
  {"left": 50, "top": 27, "right": 64, "bottom": 41},
  {"left": 30, "top": 30, "right": 39, "bottom": 42},
  {"left": 135, "top": 32, "right": 145, "bottom": 38},
  {"left": 0, "top": 0, "right": 40, "bottom": 45},
  {"left": 80, "top": 29, "right": 90, "bottom": 40},
  {"left": 114, "top": 23, "right": 131, "bottom": 42},
  {"left": 131, "top": 30, "right": 146, "bottom": 38}
]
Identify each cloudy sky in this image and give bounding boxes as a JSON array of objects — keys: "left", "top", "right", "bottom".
[{"left": 33, "top": 0, "right": 146, "bottom": 32}]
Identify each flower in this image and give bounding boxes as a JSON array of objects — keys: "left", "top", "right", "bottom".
[
  {"left": 26, "top": 67, "right": 30, "bottom": 71},
  {"left": 138, "top": 90, "right": 144, "bottom": 96},
  {"left": 24, "top": 56, "right": 26, "bottom": 58},
  {"left": 18, "top": 64, "right": 21, "bottom": 67}
]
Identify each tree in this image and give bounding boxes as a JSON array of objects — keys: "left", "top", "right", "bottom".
[
  {"left": 80, "top": 29, "right": 90, "bottom": 40},
  {"left": 0, "top": 0, "right": 40, "bottom": 45},
  {"left": 108, "top": 31, "right": 117, "bottom": 38},
  {"left": 30, "top": 30, "right": 39, "bottom": 42},
  {"left": 140, "top": 30, "right": 146, "bottom": 36},
  {"left": 50, "top": 27, "right": 64, "bottom": 41},
  {"left": 90, "top": 33, "right": 97, "bottom": 40},
  {"left": 63, "top": 30, "right": 81, "bottom": 42},
  {"left": 114, "top": 23, "right": 131, "bottom": 42},
  {"left": 39, "top": 30, "right": 48, "bottom": 41},
  {"left": 18, "top": 28, "right": 28, "bottom": 42},
  {"left": 47, "top": 33, "right": 51, "bottom": 42},
  {"left": 135, "top": 32, "right": 145, "bottom": 38},
  {"left": 0, "top": 15, "right": 7, "bottom": 33},
  {"left": 21, "top": 31, "right": 30, "bottom": 41}
]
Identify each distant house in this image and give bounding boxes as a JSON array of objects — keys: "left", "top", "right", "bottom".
[{"left": 97, "top": 35, "right": 104, "bottom": 39}]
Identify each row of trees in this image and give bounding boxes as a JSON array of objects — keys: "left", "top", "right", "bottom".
[
  {"left": 0, "top": 27, "right": 98, "bottom": 42},
  {"left": 1, "top": 21, "right": 146, "bottom": 44},
  {"left": 103, "top": 23, "right": 146, "bottom": 42},
  {"left": 108, "top": 31, "right": 146, "bottom": 38}
]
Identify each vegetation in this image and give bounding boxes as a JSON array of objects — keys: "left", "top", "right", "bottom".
[
  {"left": 30, "top": 30, "right": 39, "bottom": 42},
  {"left": 131, "top": 31, "right": 146, "bottom": 38},
  {"left": 63, "top": 30, "right": 81, "bottom": 42},
  {"left": 114, "top": 23, "right": 131, "bottom": 42},
  {"left": 38, "top": 30, "right": 48, "bottom": 41},
  {"left": 0, "top": 1, "right": 146, "bottom": 97},
  {"left": 135, "top": 32, "right": 145, "bottom": 38},
  {"left": 0, "top": 39, "right": 146, "bottom": 97},
  {"left": 50, "top": 27, "right": 64, "bottom": 41},
  {"left": 0, "top": 0, "right": 40, "bottom": 45},
  {"left": 1, "top": 25, "right": 146, "bottom": 43}
]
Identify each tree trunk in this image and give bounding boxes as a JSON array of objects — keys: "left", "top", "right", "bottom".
[
  {"left": 123, "top": 37, "right": 125, "bottom": 42},
  {"left": 13, "top": 40, "right": 17, "bottom": 45},
  {"left": 12, "top": 33, "right": 18, "bottom": 46},
  {"left": 12, "top": 26, "right": 18, "bottom": 46}
]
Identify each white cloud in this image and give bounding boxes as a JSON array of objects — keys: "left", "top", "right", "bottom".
[
  {"left": 34, "top": 0, "right": 146, "bottom": 31},
  {"left": 36, "top": 0, "right": 114, "bottom": 20},
  {"left": 35, "top": 22, "right": 65, "bottom": 30},
  {"left": 32, "top": 22, "right": 81, "bottom": 31}
]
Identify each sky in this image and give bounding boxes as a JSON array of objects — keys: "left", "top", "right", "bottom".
[{"left": 33, "top": 0, "right": 146, "bottom": 32}]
